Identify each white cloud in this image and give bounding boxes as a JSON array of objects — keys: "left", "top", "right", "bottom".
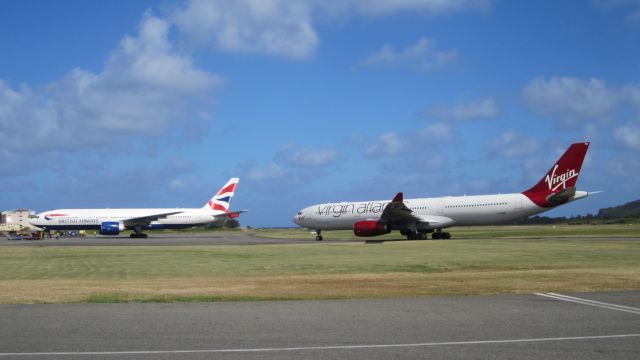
[
  {"left": 427, "top": 97, "right": 498, "bottom": 120},
  {"left": 627, "top": 8, "right": 640, "bottom": 22},
  {"left": 172, "top": 0, "right": 318, "bottom": 59},
  {"left": 246, "top": 162, "right": 288, "bottom": 182},
  {"left": 623, "top": 85, "right": 640, "bottom": 111},
  {"left": 242, "top": 145, "right": 339, "bottom": 185},
  {"left": 364, "top": 37, "right": 457, "bottom": 73},
  {"left": 285, "top": 148, "right": 338, "bottom": 166},
  {"left": 489, "top": 131, "right": 539, "bottom": 158},
  {"left": 364, "top": 132, "right": 406, "bottom": 158},
  {"left": 172, "top": 0, "right": 484, "bottom": 59},
  {"left": 0, "top": 13, "right": 221, "bottom": 158},
  {"left": 521, "top": 77, "right": 619, "bottom": 124},
  {"left": 419, "top": 121, "right": 453, "bottom": 140},
  {"left": 319, "top": 0, "right": 489, "bottom": 17},
  {"left": 594, "top": 0, "right": 640, "bottom": 24},
  {"left": 614, "top": 125, "right": 640, "bottom": 150}
]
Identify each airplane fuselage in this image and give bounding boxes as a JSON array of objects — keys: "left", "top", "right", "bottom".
[
  {"left": 30, "top": 208, "right": 225, "bottom": 231},
  {"left": 294, "top": 192, "right": 588, "bottom": 231}
]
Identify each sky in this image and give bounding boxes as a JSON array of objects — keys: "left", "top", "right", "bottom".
[{"left": 1, "top": 0, "right": 639, "bottom": 227}]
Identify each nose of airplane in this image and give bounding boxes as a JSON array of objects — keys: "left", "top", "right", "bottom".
[
  {"left": 292, "top": 210, "right": 303, "bottom": 226},
  {"left": 28, "top": 214, "right": 41, "bottom": 226}
]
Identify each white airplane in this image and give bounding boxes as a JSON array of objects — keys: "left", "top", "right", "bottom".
[
  {"left": 30, "top": 178, "right": 244, "bottom": 238},
  {"left": 293, "top": 143, "right": 594, "bottom": 241}
]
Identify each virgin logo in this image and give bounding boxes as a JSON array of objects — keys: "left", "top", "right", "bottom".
[{"left": 544, "top": 164, "right": 578, "bottom": 191}]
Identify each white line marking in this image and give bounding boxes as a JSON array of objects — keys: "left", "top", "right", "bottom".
[
  {"left": 547, "top": 293, "right": 640, "bottom": 312},
  {"left": 535, "top": 293, "right": 640, "bottom": 315},
  {"left": 0, "top": 334, "right": 638, "bottom": 357}
]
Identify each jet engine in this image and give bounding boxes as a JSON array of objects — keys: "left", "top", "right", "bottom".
[
  {"left": 100, "top": 221, "right": 125, "bottom": 235},
  {"left": 353, "top": 220, "right": 390, "bottom": 237}
]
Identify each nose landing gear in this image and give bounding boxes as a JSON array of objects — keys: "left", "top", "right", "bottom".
[{"left": 315, "top": 230, "right": 323, "bottom": 241}]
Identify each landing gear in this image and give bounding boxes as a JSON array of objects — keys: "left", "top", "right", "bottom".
[
  {"left": 315, "top": 230, "right": 323, "bottom": 241},
  {"left": 404, "top": 231, "right": 426, "bottom": 240},
  {"left": 431, "top": 230, "right": 451, "bottom": 240},
  {"left": 130, "top": 225, "right": 148, "bottom": 238}
]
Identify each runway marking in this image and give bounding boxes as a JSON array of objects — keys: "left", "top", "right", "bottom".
[
  {"left": 0, "top": 333, "right": 639, "bottom": 357},
  {"left": 535, "top": 292, "right": 640, "bottom": 315}
]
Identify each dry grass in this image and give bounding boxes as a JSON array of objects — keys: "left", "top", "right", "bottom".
[
  {"left": 1, "top": 237, "right": 639, "bottom": 303},
  {"left": 1, "top": 268, "right": 638, "bottom": 303}
]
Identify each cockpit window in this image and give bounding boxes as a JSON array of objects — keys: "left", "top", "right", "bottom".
[{"left": 297, "top": 212, "right": 302, "bottom": 215}]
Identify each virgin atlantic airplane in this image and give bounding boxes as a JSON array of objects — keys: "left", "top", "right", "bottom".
[{"left": 293, "top": 143, "right": 594, "bottom": 241}]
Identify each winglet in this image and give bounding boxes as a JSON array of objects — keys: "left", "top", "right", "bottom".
[{"left": 392, "top": 192, "right": 403, "bottom": 202}]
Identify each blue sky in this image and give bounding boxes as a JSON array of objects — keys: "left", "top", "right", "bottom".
[{"left": 1, "top": 0, "right": 639, "bottom": 227}]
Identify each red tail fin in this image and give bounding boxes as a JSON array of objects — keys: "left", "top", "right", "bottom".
[{"left": 522, "top": 142, "right": 590, "bottom": 208}]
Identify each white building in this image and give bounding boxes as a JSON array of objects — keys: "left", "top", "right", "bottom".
[{"left": 0, "top": 209, "right": 37, "bottom": 232}]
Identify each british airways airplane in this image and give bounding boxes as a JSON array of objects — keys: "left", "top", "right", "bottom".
[
  {"left": 30, "top": 178, "right": 244, "bottom": 238},
  {"left": 293, "top": 143, "right": 594, "bottom": 241}
]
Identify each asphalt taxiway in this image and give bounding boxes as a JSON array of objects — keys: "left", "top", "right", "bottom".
[
  {"left": 0, "top": 292, "right": 638, "bottom": 359},
  {"left": 0, "top": 232, "right": 332, "bottom": 246}
]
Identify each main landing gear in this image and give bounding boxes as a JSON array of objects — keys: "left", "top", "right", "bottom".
[
  {"left": 130, "top": 225, "right": 148, "bottom": 238},
  {"left": 431, "top": 230, "right": 451, "bottom": 240},
  {"left": 403, "top": 230, "right": 427, "bottom": 240},
  {"left": 315, "top": 230, "right": 323, "bottom": 241}
]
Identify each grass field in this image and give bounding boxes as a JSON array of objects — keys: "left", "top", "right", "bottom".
[
  {"left": 253, "top": 223, "right": 640, "bottom": 240},
  {"left": 1, "top": 233, "right": 639, "bottom": 303}
]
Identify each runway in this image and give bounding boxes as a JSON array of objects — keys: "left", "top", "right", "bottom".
[
  {"left": 0, "top": 232, "right": 331, "bottom": 246},
  {"left": 0, "top": 292, "right": 638, "bottom": 359}
]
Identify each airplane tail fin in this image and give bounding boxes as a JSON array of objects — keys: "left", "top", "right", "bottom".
[
  {"left": 202, "top": 178, "right": 240, "bottom": 213},
  {"left": 522, "top": 142, "right": 589, "bottom": 208}
]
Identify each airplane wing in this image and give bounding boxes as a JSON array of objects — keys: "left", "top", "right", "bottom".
[
  {"left": 122, "top": 211, "right": 184, "bottom": 227},
  {"left": 380, "top": 192, "right": 455, "bottom": 228},
  {"left": 413, "top": 214, "right": 456, "bottom": 228},
  {"left": 379, "top": 192, "right": 419, "bottom": 223}
]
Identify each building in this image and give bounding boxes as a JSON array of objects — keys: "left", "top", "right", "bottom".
[{"left": 0, "top": 209, "right": 37, "bottom": 233}]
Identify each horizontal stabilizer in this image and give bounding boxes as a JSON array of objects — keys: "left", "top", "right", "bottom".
[
  {"left": 216, "top": 210, "right": 248, "bottom": 219},
  {"left": 547, "top": 187, "right": 576, "bottom": 206}
]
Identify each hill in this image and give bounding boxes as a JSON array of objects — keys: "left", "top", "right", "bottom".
[
  {"left": 513, "top": 198, "right": 640, "bottom": 225},
  {"left": 598, "top": 200, "right": 640, "bottom": 219}
]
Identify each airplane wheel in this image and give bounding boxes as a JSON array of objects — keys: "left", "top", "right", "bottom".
[
  {"left": 432, "top": 232, "right": 441, "bottom": 240},
  {"left": 418, "top": 233, "right": 426, "bottom": 240},
  {"left": 316, "top": 235, "right": 323, "bottom": 241},
  {"left": 443, "top": 232, "right": 451, "bottom": 239}
]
